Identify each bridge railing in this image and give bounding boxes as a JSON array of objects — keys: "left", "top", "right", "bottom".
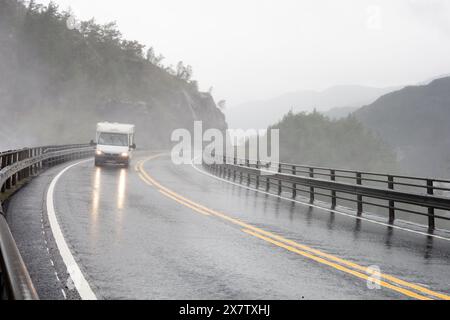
[
  {"left": 203, "top": 155, "right": 450, "bottom": 231},
  {"left": 0, "top": 144, "right": 94, "bottom": 300}
]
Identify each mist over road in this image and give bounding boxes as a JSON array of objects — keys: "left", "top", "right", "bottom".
[{"left": 11, "top": 151, "right": 447, "bottom": 300}]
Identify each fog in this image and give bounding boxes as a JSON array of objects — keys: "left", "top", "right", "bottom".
[
  {"left": 0, "top": 0, "right": 226, "bottom": 151},
  {"left": 2, "top": 0, "right": 450, "bottom": 176},
  {"left": 36, "top": 0, "right": 450, "bottom": 107}
]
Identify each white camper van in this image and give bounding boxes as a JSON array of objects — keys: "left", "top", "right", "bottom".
[{"left": 94, "top": 122, "right": 136, "bottom": 167}]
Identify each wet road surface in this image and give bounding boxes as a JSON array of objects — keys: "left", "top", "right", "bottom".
[{"left": 48, "top": 152, "right": 450, "bottom": 299}]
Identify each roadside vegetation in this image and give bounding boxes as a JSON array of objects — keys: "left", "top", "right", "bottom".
[{"left": 268, "top": 110, "right": 398, "bottom": 172}]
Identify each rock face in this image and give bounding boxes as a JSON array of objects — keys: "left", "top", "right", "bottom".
[
  {"left": 354, "top": 77, "right": 450, "bottom": 177},
  {"left": 91, "top": 89, "right": 226, "bottom": 149},
  {"left": 0, "top": 0, "right": 227, "bottom": 150}
]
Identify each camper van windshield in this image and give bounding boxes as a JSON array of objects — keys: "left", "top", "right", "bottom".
[{"left": 98, "top": 133, "right": 128, "bottom": 146}]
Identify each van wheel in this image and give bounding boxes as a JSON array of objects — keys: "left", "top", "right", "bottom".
[{"left": 95, "top": 159, "right": 102, "bottom": 167}]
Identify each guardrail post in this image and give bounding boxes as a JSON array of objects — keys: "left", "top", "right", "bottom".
[
  {"left": 36, "top": 148, "right": 40, "bottom": 174},
  {"left": 30, "top": 149, "right": 34, "bottom": 176},
  {"left": 278, "top": 164, "right": 282, "bottom": 195},
  {"left": 388, "top": 175, "right": 395, "bottom": 224},
  {"left": 292, "top": 165, "right": 297, "bottom": 199},
  {"left": 427, "top": 180, "right": 435, "bottom": 231},
  {"left": 18, "top": 151, "right": 23, "bottom": 182},
  {"left": 37, "top": 148, "right": 42, "bottom": 172},
  {"left": 26, "top": 149, "right": 31, "bottom": 179},
  {"left": 331, "top": 170, "right": 336, "bottom": 208},
  {"left": 246, "top": 160, "right": 251, "bottom": 186},
  {"left": 233, "top": 158, "right": 237, "bottom": 181},
  {"left": 309, "top": 168, "right": 315, "bottom": 203},
  {"left": 11, "top": 153, "right": 17, "bottom": 188},
  {"left": 5, "top": 154, "right": 12, "bottom": 190},
  {"left": 356, "top": 172, "right": 363, "bottom": 216},
  {"left": 255, "top": 160, "right": 260, "bottom": 189},
  {"left": 17, "top": 151, "right": 22, "bottom": 182}
]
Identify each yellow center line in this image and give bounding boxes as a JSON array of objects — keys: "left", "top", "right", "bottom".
[
  {"left": 137, "top": 154, "right": 450, "bottom": 300},
  {"left": 242, "top": 229, "right": 431, "bottom": 300},
  {"left": 159, "top": 189, "right": 210, "bottom": 216}
]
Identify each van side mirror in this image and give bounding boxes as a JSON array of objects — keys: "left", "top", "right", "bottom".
[
  {"left": 90, "top": 139, "right": 97, "bottom": 146},
  {"left": 131, "top": 143, "right": 136, "bottom": 150}
]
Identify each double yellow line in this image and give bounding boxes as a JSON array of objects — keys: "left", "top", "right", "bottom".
[{"left": 136, "top": 155, "right": 450, "bottom": 300}]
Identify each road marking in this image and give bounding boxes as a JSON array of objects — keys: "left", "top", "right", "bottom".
[
  {"left": 138, "top": 154, "right": 450, "bottom": 300},
  {"left": 242, "top": 229, "right": 430, "bottom": 300},
  {"left": 46, "top": 159, "right": 97, "bottom": 300},
  {"left": 159, "top": 189, "right": 210, "bottom": 216},
  {"left": 189, "top": 157, "right": 450, "bottom": 242}
]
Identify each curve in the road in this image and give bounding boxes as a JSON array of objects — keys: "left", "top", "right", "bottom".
[
  {"left": 190, "top": 157, "right": 450, "bottom": 242},
  {"left": 137, "top": 155, "right": 450, "bottom": 301}
]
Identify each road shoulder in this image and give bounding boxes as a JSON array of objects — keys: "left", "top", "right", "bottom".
[{"left": 6, "top": 163, "right": 82, "bottom": 300}]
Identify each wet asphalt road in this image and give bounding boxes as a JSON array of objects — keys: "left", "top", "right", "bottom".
[{"left": 48, "top": 152, "right": 450, "bottom": 299}]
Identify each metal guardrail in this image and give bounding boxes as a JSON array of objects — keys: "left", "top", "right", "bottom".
[
  {"left": 0, "top": 144, "right": 94, "bottom": 300},
  {"left": 0, "top": 208, "right": 38, "bottom": 300},
  {"left": 204, "top": 156, "right": 450, "bottom": 231}
]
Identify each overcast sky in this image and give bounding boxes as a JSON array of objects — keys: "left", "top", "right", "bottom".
[{"left": 36, "top": 0, "right": 450, "bottom": 107}]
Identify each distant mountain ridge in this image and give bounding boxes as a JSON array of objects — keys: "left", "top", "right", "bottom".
[
  {"left": 226, "top": 85, "right": 399, "bottom": 130},
  {"left": 354, "top": 77, "right": 450, "bottom": 177}
]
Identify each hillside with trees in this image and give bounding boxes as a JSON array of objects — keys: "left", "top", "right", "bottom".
[
  {"left": 226, "top": 85, "right": 398, "bottom": 130},
  {"left": 0, "top": 0, "right": 226, "bottom": 149},
  {"left": 268, "top": 111, "right": 398, "bottom": 172},
  {"left": 354, "top": 77, "right": 450, "bottom": 177}
]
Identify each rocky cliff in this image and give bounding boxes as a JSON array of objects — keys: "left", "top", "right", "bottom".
[{"left": 0, "top": 0, "right": 226, "bottom": 150}]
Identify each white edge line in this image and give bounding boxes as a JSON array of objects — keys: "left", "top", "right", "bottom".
[
  {"left": 189, "top": 157, "right": 450, "bottom": 242},
  {"left": 46, "top": 159, "right": 98, "bottom": 300}
]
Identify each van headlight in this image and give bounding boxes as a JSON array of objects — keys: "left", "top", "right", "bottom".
[
  {"left": 96, "top": 150, "right": 103, "bottom": 155},
  {"left": 121, "top": 152, "right": 129, "bottom": 157}
]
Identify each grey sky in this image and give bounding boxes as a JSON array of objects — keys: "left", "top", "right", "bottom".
[{"left": 36, "top": 0, "right": 450, "bottom": 107}]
